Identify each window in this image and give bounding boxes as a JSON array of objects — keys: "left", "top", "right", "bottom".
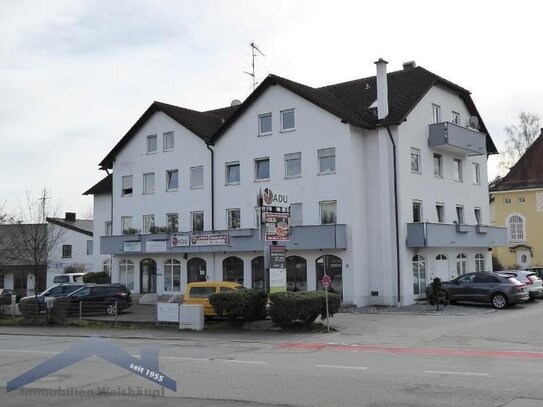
[
  {"left": 190, "top": 166, "right": 204, "bottom": 188},
  {"left": 475, "top": 253, "right": 486, "bottom": 272},
  {"left": 226, "top": 162, "right": 240, "bottom": 184},
  {"left": 473, "top": 163, "right": 480, "bottom": 185},
  {"left": 320, "top": 201, "right": 337, "bottom": 224},
  {"left": 456, "top": 205, "right": 464, "bottom": 224},
  {"left": 62, "top": 245, "right": 72, "bottom": 258},
  {"left": 432, "top": 104, "right": 441, "bottom": 123},
  {"left": 411, "top": 148, "right": 421, "bottom": 174},
  {"left": 163, "top": 259, "right": 181, "bottom": 292},
  {"left": 280, "top": 109, "right": 295, "bottom": 132},
  {"left": 121, "top": 175, "right": 133, "bottom": 196},
  {"left": 287, "top": 256, "right": 307, "bottom": 292},
  {"left": 143, "top": 214, "right": 155, "bottom": 233},
  {"left": 412, "top": 201, "right": 422, "bottom": 222},
  {"left": 223, "top": 256, "right": 244, "bottom": 284},
  {"left": 105, "top": 221, "right": 112, "bottom": 236},
  {"left": 508, "top": 214, "right": 525, "bottom": 242},
  {"left": 147, "top": 135, "right": 157, "bottom": 153},
  {"left": 290, "top": 203, "right": 303, "bottom": 226},
  {"left": 103, "top": 259, "right": 111, "bottom": 275},
  {"left": 318, "top": 147, "right": 336, "bottom": 174},
  {"left": 121, "top": 216, "right": 133, "bottom": 234},
  {"left": 255, "top": 157, "right": 270, "bottom": 181},
  {"left": 436, "top": 203, "right": 444, "bottom": 223},
  {"left": 227, "top": 208, "right": 241, "bottom": 229},
  {"left": 412, "top": 254, "right": 426, "bottom": 295},
  {"left": 119, "top": 260, "right": 134, "bottom": 290},
  {"left": 456, "top": 254, "right": 467, "bottom": 276},
  {"left": 258, "top": 113, "right": 272, "bottom": 135},
  {"left": 252, "top": 256, "right": 265, "bottom": 291},
  {"left": 518, "top": 196, "right": 526, "bottom": 204},
  {"left": 285, "top": 152, "right": 302, "bottom": 178},
  {"left": 504, "top": 197, "right": 512, "bottom": 205},
  {"left": 87, "top": 240, "right": 93, "bottom": 255},
  {"left": 452, "top": 111, "right": 460, "bottom": 124},
  {"left": 166, "top": 170, "right": 178, "bottom": 191},
  {"left": 191, "top": 211, "right": 204, "bottom": 231},
  {"left": 167, "top": 213, "right": 178, "bottom": 232},
  {"left": 163, "top": 131, "right": 174, "bottom": 151},
  {"left": 433, "top": 154, "right": 443, "bottom": 177},
  {"left": 474, "top": 208, "right": 482, "bottom": 225},
  {"left": 187, "top": 257, "right": 206, "bottom": 283},
  {"left": 143, "top": 172, "right": 155, "bottom": 194},
  {"left": 454, "top": 158, "right": 463, "bottom": 182}
]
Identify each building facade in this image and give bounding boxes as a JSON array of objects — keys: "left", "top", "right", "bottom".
[
  {"left": 491, "top": 130, "right": 543, "bottom": 269},
  {"left": 86, "top": 60, "right": 507, "bottom": 306}
]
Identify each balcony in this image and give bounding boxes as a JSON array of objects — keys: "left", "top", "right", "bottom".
[
  {"left": 406, "top": 222, "right": 508, "bottom": 248},
  {"left": 428, "top": 122, "right": 487, "bottom": 156},
  {"left": 100, "top": 224, "right": 347, "bottom": 255}
]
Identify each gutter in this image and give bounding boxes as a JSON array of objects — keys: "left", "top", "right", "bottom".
[
  {"left": 206, "top": 142, "right": 215, "bottom": 231},
  {"left": 385, "top": 125, "right": 402, "bottom": 305}
]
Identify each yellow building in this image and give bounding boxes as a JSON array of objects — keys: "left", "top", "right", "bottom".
[{"left": 491, "top": 130, "right": 543, "bottom": 269}]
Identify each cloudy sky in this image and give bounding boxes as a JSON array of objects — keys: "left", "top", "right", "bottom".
[{"left": 1, "top": 0, "right": 542, "bottom": 217}]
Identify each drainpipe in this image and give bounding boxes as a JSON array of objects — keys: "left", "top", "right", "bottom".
[
  {"left": 206, "top": 142, "right": 215, "bottom": 231},
  {"left": 385, "top": 126, "right": 401, "bottom": 305}
]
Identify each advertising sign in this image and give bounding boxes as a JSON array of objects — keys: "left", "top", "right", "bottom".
[
  {"left": 145, "top": 240, "right": 167, "bottom": 252},
  {"left": 261, "top": 187, "right": 289, "bottom": 209},
  {"left": 190, "top": 234, "right": 229, "bottom": 246},
  {"left": 171, "top": 233, "right": 190, "bottom": 247},
  {"left": 123, "top": 241, "right": 141, "bottom": 253},
  {"left": 265, "top": 212, "right": 289, "bottom": 241},
  {"left": 269, "top": 245, "right": 287, "bottom": 293}
]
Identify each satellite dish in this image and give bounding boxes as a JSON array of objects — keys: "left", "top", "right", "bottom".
[
  {"left": 468, "top": 115, "right": 480, "bottom": 129},
  {"left": 230, "top": 99, "right": 242, "bottom": 106}
]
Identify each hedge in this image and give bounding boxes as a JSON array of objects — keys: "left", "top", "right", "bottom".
[
  {"left": 268, "top": 291, "right": 341, "bottom": 329},
  {"left": 83, "top": 272, "right": 111, "bottom": 284},
  {"left": 209, "top": 289, "right": 267, "bottom": 323}
]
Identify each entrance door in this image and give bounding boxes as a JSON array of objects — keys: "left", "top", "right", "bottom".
[
  {"left": 435, "top": 254, "right": 449, "bottom": 281},
  {"left": 140, "top": 259, "right": 157, "bottom": 294}
]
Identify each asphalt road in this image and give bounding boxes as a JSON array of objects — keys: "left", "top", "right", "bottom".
[{"left": 1, "top": 303, "right": 543, "bottom": 406}]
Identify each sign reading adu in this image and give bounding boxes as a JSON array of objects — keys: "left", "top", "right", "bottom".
[{"left": 7, "top": 336, "right": 177, "bottom": 392}]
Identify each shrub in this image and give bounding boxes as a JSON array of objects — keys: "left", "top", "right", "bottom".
[
  {"left": 209, "top": 289, "right": 268, "bottom": 323},
  {"left": 268, "top": 291, "right": 341, "bottom": 329},
  {"left": 83, "top": 272, "right": 111, "bottom": 284}
]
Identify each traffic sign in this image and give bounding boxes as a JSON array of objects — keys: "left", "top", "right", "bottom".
[{"left": 322, "top": 275, "right": 331, "bottom": 288}]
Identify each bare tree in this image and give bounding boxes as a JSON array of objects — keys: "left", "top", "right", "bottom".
[
  {"left": 8, "top": 188, "right": 65, "bottom": 300},
  {"left": 499, "top": 112, "right": 541, "bottom": 172},
  {"left": 80, "top": 201, "right": 94, "bottom": 221}
]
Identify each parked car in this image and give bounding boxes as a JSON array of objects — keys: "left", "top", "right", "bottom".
[
  {"left": 18, "top": 283, "right": 86, "bottom": 315},
  {"left": 426, "top": 272, "right": 529, "bottom": 309},
  {"left": 0, "top": 288, "right": 16, "bottom": 301},
  {"left": 522, "top": 267, "right": 543, "bottom": 280},
  {"left": 183, "top": 281, "right": 246, "bottom": 316},
  {"left": 500, "top": 270, "right": 543, "bottom": 300},
  {"left": 56, "top": 284, "right": 132, "bottom": 315},
  {"left": 52, "top": 273, "right": 88, "bottom": 285}
]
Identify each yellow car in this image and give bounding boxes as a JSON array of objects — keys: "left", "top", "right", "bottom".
[{"left": 183, "top": 281, "right": 246, "bottom": 316}]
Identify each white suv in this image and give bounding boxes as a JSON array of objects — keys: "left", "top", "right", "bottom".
[{"left": 502, "top": 270, "right": 543, "bottom": 300}]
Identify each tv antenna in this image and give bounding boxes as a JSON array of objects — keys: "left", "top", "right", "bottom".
[{"left": 244, "top": 42, "right": 265, "bottom": 91}]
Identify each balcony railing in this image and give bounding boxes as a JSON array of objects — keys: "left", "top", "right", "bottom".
[
  {"left": 100, "top": 224, "right": 347, "bottom": 255},
  {"left": 428, "top": 122, "right": 487, "bottom": 155},
  {"left": 406, "top": 222, "right": 508, "bottom": 248}
]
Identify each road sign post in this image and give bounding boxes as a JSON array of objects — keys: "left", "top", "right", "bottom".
[{"left": 322, "top": 274, "right": 331, "bottom": 332}]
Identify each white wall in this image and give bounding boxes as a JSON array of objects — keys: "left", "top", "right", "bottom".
[{"left": 93, "top": 192, "right": 112, "bottom": 274}]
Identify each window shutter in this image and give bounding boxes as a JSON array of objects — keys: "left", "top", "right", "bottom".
[{"left": 290, "top": 203, "right": 303, "bottom": 226}]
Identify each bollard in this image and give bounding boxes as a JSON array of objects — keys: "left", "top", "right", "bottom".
[
  {"left": 11, "top": 295, "right": 16, "bottom": 320},
  {"left": 79, "top": 301, "right": 82, "bottom": 321},
  {"left": 114, "top": 301, "right": 118, "bottom": 328}
]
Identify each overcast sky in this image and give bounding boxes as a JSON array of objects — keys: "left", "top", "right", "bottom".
[{"left": 1, "top": 0, "right": 542, "bottom": 217}]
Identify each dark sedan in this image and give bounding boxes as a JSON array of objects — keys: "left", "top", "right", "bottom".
[
  {"left": 56, "top": 284, "right": 132, "bottom": 315},
  {"left": 426, "top": 272, "right": 529, "bottom": 309}
]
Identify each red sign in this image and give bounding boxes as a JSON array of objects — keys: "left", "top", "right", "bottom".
[
  {"left": 264, "top": 212, "right": 289, "bottom": 241},
  {"left": 321, "top": 275, "right": 332, "bottom": 288}
]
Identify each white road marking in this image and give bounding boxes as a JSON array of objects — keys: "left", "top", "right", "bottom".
[
  {"left": 424, "top": 370, "right": 489, "bottom": 377},
  {"left": 224, "top": 360, "right": 267, "bottom": 365},
  {"left": 0, "top": 349, "right": 56, "bottom": 355},
  {"left": 161, "top": 356, "right": 210, "bottom": 362},
  {"left": 316, "top": 364, "right": 368, "bottom": 370}
]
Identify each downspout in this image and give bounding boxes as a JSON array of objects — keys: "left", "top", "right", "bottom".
[
  {"left": 206, "top": 142, "right": 215, "bottom": 231},
  {"left": 385, "top": 125, "right": 401, "bottom": 305}
]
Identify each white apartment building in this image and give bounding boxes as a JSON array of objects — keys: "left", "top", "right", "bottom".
[{"left": 85, "top": 59, "right": 507, "bottom": 306}]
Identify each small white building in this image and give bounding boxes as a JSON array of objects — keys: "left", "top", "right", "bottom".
[
  {"left": 46, "top": 212, "right": 95, "bottom": 287},
  {"left": 85, "top": 59, "right": 507, "bottom": 306}
]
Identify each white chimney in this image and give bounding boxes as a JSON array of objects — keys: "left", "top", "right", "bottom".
[{"left": 374, "top": 58, "right": 389, "bottom": 120}]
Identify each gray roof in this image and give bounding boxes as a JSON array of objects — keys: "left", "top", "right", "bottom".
[{"left": 46, "top": 217, "right": 93, "bottom": 236}]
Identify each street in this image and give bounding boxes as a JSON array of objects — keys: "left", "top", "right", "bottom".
[{"left": 1, "top": 302, "right": 543, "bottom": 406}]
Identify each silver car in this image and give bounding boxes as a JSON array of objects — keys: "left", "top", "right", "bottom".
[{"left": 501, "top": 270, "right": 543, "bottom": 300}]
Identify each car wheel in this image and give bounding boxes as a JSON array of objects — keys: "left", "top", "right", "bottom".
[
  {"left": 491, "top": 293, "right": 508, "bottom": 309},
  {"left": 105, "top": 303, "right": 117, "bottom": 316}
]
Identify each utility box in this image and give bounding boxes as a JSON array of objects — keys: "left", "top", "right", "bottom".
[{"left": 179, "top": 304, "right": 204, "bottom": 331}]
